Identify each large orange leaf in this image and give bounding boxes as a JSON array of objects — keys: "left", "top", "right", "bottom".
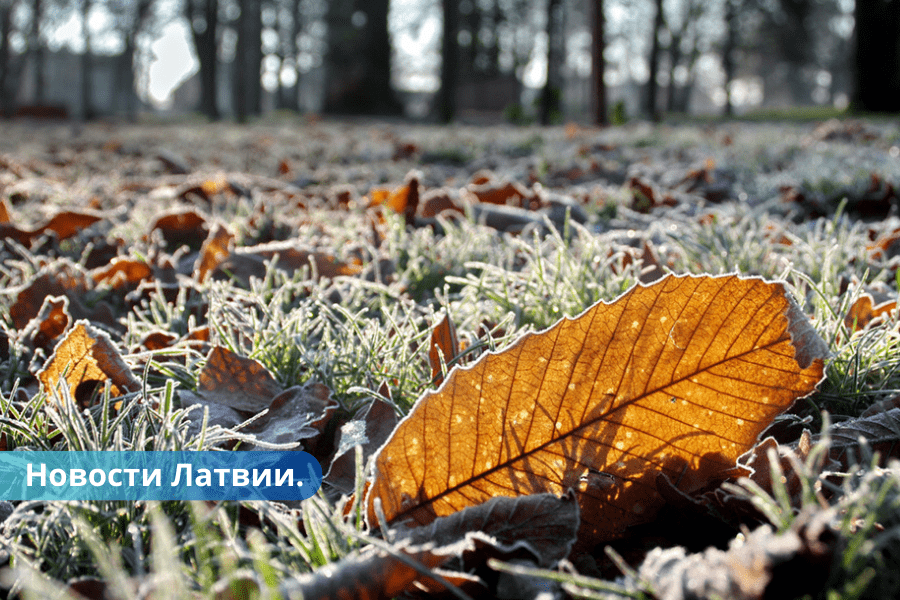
[{"left": 366, "top": 274, "right": 828, "bottom": 547}]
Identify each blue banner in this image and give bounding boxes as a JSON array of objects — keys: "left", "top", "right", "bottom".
[{"left": 0, "top": 451, "right": 322, "bottom": 501}]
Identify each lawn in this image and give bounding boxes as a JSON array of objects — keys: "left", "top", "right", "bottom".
[{"left": 1, "top": 115, "right": 900, "bottom": 599}]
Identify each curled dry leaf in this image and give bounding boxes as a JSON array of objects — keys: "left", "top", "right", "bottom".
[
  {"left": 37, "top": 320, "right": 141, "bottom": 407},
  {"left": 90, "top": 257, "right": 154, "bottom": 293},
  {"left": 367, "top": 274, "right": 828, "bottom": 548},
  {"left": 194, "top": 223, "right": 235, "bottom": 282},
  {"left": 0, "top": 209, "right": 103, "bottom": 246},
  {"left": 843, "top": 294, "right": 897, "bottom": 333},
  {"left": 188, "top": 347, "right": 338, "bottom": 451},
  {"left": 21, "top": 295, "right": 71, "bottom": 351}
]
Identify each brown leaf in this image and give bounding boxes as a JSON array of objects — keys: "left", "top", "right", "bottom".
[
  {"left": 324, "top": 397, "right": 399, "bottom": 498},
  {"left": 619, "top": 510, "right": 833, "bottom": 600},
  {"left": 367, "top": 274, "right": 828, "bottom": 548},
  {"left": 818, "top": 407, "right": 900, "bottom": 469},
  {"left": 244, "top": 382, "right": 338, "bottom": 448},
  {"left": 197, "top": 346, "right": 283, "bottom": 413},
  {"left": 844, "top": 294, "right": 897, "bottom": 333},
  {"left": 37, "top": 320, "right": 141, "bottom": 407},
  {"left": 40, "top": 210, "right": 103, "bottom": 240},
  {"left": 208, "top": 241, "right": 361, "bottom": 286},
  {"left": 195, "top": 223, "right": 235, "bottom": 283},
  {"left": 467, "top": 179, "right": 531, "bottom": 208},
  {"left": 287, "top": 493, "right": 577, "bottom": 600},
  {"left": 284, "top": 539, "right": 460, "bottom": 600},
  {"left": 10, "top": 270, "right": 86, "bottom": 330},
  {"left": 428, "top": 314, "right": 459, "bottom": 386},
  {"left": 91, "top": 257, "right": 153, "bottom": 291},
  {"left": 149, "top": 208, "right": 209, "bottom": 250},
  {"left": 11, "top": 266, "right": 117, "bottom": 334},
  {"left": 21, "top": 295, "right": 71, "bottom": 351}
]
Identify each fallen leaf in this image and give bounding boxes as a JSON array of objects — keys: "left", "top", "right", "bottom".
[
  {"left": 324, "top": 397, "right": 399, "bottom": 499},
  {"left": 286, "top": 493, "right": 577, "bottom": 600},
  {"left": 197, "top": 346, "right": 283, "bottom": 413},
  {"left": 611, "top": 509, "right": 833, "bottom": 600},
  {"left": 37, "top": 320, "right": 141, "bottom": 407},
  {"left": 194, "top": 223, "right": 235, "bottom": 282},
  {"left": 844, "top": 294, "right": 897, "bottom": 333},
  {"left": 244, "top": 382, "right": 338, "bottom": 448},
  {"left": 818, "top": 407, "right": 900, "bottom": 469},
  {"left": 21, "top": 295, "right": 71, "bottom": 350},
  {"left": 10, "top": 266, "right": 117, "bottom": 332},
  {"left": 466, "top": 179, "right": 531, "bottom": 208},
  {"left": 91, "top": 257, "right": 153, "bottom": 291},
  {"left": 40, "top": 210, "right": 103, "bottom": 240},
  {"left": 368, "top": 175, "right": 420, "bottom": 227},
  {"left": 149, "top": 208, "right": 209, "bottom": 250},
  {"left": 0, "top": 209, "right": 103, "bottom": 246},
  {"left": 428, "top": 314, "right": 459, "bottom": 386},
  {"left": 367, "top": 274, "right": 828, "bottom": 548}
]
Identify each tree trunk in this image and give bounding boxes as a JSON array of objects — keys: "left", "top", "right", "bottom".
[
  {"left": 590, "top": 0, "right": 606, "bottom": 125},
  {"left": 80, "top": 0, "right": 93, "bottom": 120},
  {"left": 853, "top": 0, "right": 900, "bottom": 112},
  {"left": 188, "top": 0, "right": 220, "bottom": 120},
  {"left": 721, "top": 0, "right": 737, "bottom": 116},
  {"left": 645, "top": 0, "right": 664, "bottom": 120},
  {"left": 0, "top": 1, "right": 13, "bottom": 116},
  {"left": 30, "top": 0, "right": 44, "bottom": 103},
  {"left": 436, "top": 0, "right": 458, "bottom": 123},
  {"left": 324, "top": 0, "right": 402, "bottom": 114},
  {"left": 233, "top": 0, "right": 262, "bottom": 122},
  {"left": 539, "top": 0, "right": 563, "bottom": 125}
]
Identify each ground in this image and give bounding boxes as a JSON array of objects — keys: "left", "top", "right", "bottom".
[{"left": 1, "top": 115, "right": 900, "bottom": 599}]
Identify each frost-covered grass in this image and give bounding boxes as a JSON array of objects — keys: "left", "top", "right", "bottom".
[{"left": 2, "top": 118, "right": 900, "bottom": 598}]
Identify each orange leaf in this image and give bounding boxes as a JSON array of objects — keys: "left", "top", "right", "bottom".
[
  {"left": 366, "top": 274, "right": 828, "bottom": 547},
  {"left": 37, "top": 320, "right": 141, "bottom": 407},
  {"left": 39, "top": 210, "right": 103, "bottom": 240},
  {"left": 844, "top": 294, "right": 897, "bottom": 332},
  {"left": 428, "top": 314, "right": 459, "bottom": 386},
  {"left": 194, "top": 223, "right": 235, "bottom": 282},
  {"left": 91, "top": 257, "right": 153, "bottom": 290},
  {"left": 21, "top": 295, "right": 71, "bottom": 350}
]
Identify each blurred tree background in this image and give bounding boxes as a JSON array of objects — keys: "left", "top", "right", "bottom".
[{"left": 0, "top": 0, "right": 895, "bottom": 123}]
